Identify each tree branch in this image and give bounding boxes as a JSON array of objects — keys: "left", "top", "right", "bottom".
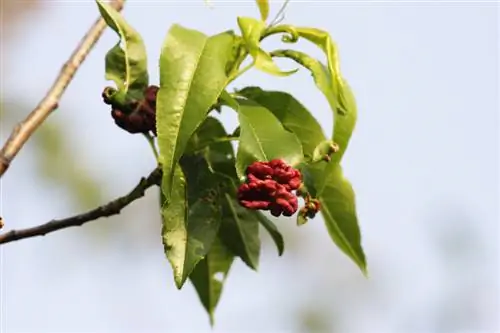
[
  {"left": 0, "top": 0, "right": 125, "bottom": 178},
  {"left": 0, "top": 168, "right": 161, "bottom": 245}
]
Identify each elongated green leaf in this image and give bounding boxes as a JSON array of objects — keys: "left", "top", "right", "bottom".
[
  {"left": 162, "top": 163, "right": 223, "bottom": 289},
  {"left": 237, "top": 17, "right": 297, "bottom": 77},
  {"left": 236, "top": 100, "right": 303, "bottom": 179},
  {"left": 255, "top": 0, "right": 270, "bottom": 21},
  {"left": 255, "top": 211, "right": 284, "bottom": 256},
  {"left": 219, "top": 193, "right": 261, "bottom": 270},
  {"left": 96, "top": 0, "right": 148, "bottom": 99},
  {"left": 236, "top": 87, "right": 325, "bottom": 158},
  {"left": 189, "top": 237, "right": 234, "bottom": 326},
  {"left": 157, "top": 26, "right": 237, "bottom": 204},
  {"left": 320, "top": 164, "right": 367, "bottom": 275}
]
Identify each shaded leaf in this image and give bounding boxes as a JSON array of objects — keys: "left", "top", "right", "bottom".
[
  {"left": 236, "top": 99, "right": 303, "bottom": 179},
  {"left": 96, "top": 0, "right": 148, "bottom": 99},
  {"left": 320, "top": 164, "right": 367, "bottom": 275},
  {"left": 219, "top": 193, "right": 261, "bottom": 270},
  {"left": 236, "top": 87, "right": 325, "bottom": 158},
  {"left": 189, "top": 237, "right": 234, "bottom": 326},
  {"left": 255, "top": 0, "right": 270, "bottom": 21},
  {"left": 191, "top": 117, "right": 282, "bottom": 259},
  {"left": 161, "top": 165, "right": 222, "bottom": 289},
  {"left": 237, "top": 17, "right": 297, "bottom": 76},
  {"left": 157, "top": 26, "right": 237, "bottom": 204}
]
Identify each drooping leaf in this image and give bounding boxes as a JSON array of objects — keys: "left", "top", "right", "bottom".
[
  {"left": 255, "top": 0, "right": 270, "bottom": 21},
  {"left": 95, "top": 0, "right": 148, "bottom": 100},
  {"left": 236, "top": 87, "right": 325, "bottom": 158},
  {"left": 255, "top": 211, "right": 284, "bottom": 256},
  {"left": 189, "top": 237, "right": 234, "bottom": 326},
  {"left": 320, "top": 164, "right": 367, "bottom": 275},
  {"left": 161, "top": 163, "right": 223, "bottom": 289},
  {"left": 236, "top": 99, "right": 303, "bottom": 179},
  {"left": 157, "top": 26, "right": 238, "bottom": 204},
  {"left": 237, "top": 17, "right": 297, "bottom": 76}
]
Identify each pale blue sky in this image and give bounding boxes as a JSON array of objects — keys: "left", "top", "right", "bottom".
[{"left": 1, "top": 1, "right": 498, "bottom": 332}]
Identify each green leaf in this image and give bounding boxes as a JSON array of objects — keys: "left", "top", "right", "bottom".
[
  {"left": 219, "top": 193, "right": 261, "bottom": 270},
  {"left": 157, "top": 26, "right": 237, "bottom": 204},
  {"left": 294, "top": 27, "right": 349, "bottom": 113},
  {"left": 237, "top": 17, "right": 297, "bottom": 77},
  {"left": 270, "top": 49, "right": 337, "bottom": 125},
  {"left": 95, "top": 0, "right": 148, "bottom": 99},
  {"left": 161, "top": 165, "right": 222, "bottom": 289},
  {"left": 191, "top": 117, "right": 283, "bottom": 259},
  {"left": 255, "top": 0, "right": 270, "bottom": 21},
  {"left": 235, "top": 99, "right": 304, "bottom": 179},
  {"left": 255, "top": 211, "right": 284, "bottom": 256},
  {"left": 236, "top": 87, "right": 325, "bottom": 158},
  {"left": 189, "top": 237, "right": 234, "bottom": 326},
  {"left": 320, "top": 164, "right": 367, "bottom": 275}
]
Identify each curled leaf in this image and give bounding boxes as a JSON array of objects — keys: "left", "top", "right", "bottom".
[
  {"left": 95, "top": 0, "right": 148, "bottom": 99},
  {"left": 237, "top": 17, "right": 297, "bottom": 77}
]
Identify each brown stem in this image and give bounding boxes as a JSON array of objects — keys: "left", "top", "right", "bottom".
[
  {"left": 0, "top": 168, "right": 161, "bottom": 245},
  {"left": 0, "top": 0, "right": 125, "bottom": 178}
]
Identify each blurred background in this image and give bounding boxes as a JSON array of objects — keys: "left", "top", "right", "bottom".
[{"left": 0, "top": 1, "right": 498, "bottom": 332}]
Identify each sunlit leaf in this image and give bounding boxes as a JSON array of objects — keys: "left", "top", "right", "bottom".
[
  {"left": 255, "top": 0, "right": 270, "bottom": 21},
  {"left": 236, "top": 87, "right": 325, "bottom": 159},
  {"left": 157, "top": 26, "right": 237, "bottom": 204}
]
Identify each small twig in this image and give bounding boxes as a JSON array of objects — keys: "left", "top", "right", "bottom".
[
  {"left": 0, "top": 168, "right": 161, "bottom": 245},
  {"left": 0, "top": 0, "right": 125, "bottom": 178},
  {"left": 269, "top": 0, "right": 290, "bottom": 27}
]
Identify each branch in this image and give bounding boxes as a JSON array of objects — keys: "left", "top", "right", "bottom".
[
  {"left": 0, "top": 0, "right": 125, "bottom": 178},
  {"left": 0, "top": 168, "right": 162, "bottom": 245}
]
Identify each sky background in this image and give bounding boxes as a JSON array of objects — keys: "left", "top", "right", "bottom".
[{"left": 0, "top": 1, "right": 498, "bottom": 332}]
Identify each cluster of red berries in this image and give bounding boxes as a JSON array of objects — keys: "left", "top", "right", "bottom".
[
  {"left": 102, "top": 85, "right": 159, "bottom": 135},
  {"left": 237, "top": 159, "right": 302, "bottom": 217}
]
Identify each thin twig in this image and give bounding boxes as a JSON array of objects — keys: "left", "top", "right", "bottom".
[
  {"left": 0, "top": 0, "right": 125, "bottom": 178},
  {"left": 0, "top": 168, "right": 161, "bottom": 245}
]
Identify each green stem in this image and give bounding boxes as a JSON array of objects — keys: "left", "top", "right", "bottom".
[
  {"left": 192, "top": 136, "right": 239, "bottom": 154},
  {"left": 227, "top": 61, "right": 254, "bottom": 84},
  {"left": 268, "top": 0, "right": 291, "bottom": 27},
  {"left": 143, "top": 133, "right": 159, "bottom": 163}
]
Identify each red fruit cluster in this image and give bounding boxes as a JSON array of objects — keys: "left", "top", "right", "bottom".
[
  {"left": 237, "top": 159, "right": 302, "bottom": 217},
  {"left": 102, "top": 85, "right": 159, "bottom": 135}
]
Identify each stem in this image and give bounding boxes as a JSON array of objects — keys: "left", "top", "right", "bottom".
[
  {"left": 269, "top": 0, "right": 291, "bottom": 27},
  {"left": 0, "top": 0, "right": 126, "bottom": 178},
  {"left": 144, "top": 133, "right": 159, "bottom": 163},
  {"left": 192, "top": 136, "right": 239, "bottom": 154},
  {"left": 228, "top": 61, "right": 254, "bottom": 85}
]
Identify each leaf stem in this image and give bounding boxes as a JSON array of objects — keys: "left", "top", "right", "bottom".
[
  {"left": 268, "top": 0, "right": 291, "bottom": 27},
  {"left": 143, "top": 133, "right": 159, "bottom": 163},
  {"left": 192, "top": 136, "right": 239, "bottom": 154},
  {"left": 228, "top": 61, "right": 254, "bottom": 84}
]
